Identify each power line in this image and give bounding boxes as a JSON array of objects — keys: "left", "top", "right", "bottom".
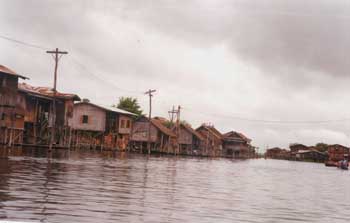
[
  {"left": 3, "top": 33, "right": 350, "bottom": 125},
  {"left": 69, "top": 57, "right": 144, "bottom": 95},
  {"left": 0, "top": 34, "right": 144, "bottom": 95},
  {"left": 184, "top": 107, "right": 350, "bottom": 125},
  {"left": 0, "top": 34, "right": 50, "bottom": 50}
]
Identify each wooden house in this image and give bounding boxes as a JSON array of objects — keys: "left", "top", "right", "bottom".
[
  {"left": 222, "top": 131, "right": 252, "bottom": 158},
  {"left": 327, "top": 144, "right": 349, "bottom": 162},
  {"left": 68, "top": 101, "right": 137, "bottom": 150},
  {"left": 265, "top": 147, "right": 284, "bottom": 159},
  {"left": 18, "top": 83, "right": 80, "bottom": 147},
  {"left": 289, "top": 143, "right": 308, "bottom": 158},
  {"left": 0, "top": 65, "right": 28, "bottom": 146},
  {"left": 130, "top": 116, "right": 176, "bottom": 153},
  {"left": 195, "top": 124, "right": 223, "bottom": 157},
  {"left": 176, "top": 123, "right": 205, "bottom": 156},
  {"left": 296, "top": 150, "right": 326, "bottom": 162}
]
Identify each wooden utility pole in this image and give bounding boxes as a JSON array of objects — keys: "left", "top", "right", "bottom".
[
  {"left": 46, "top": 48, "right": 68, "bottom": 152},
  {"left": 175, "top": 105, "right": 181, "bottom": 155},
  {"left": 168, "top": 106, "right": 177, "bottom": 125},
  {"left": 145, "top": 89, "right": 156, "bottom": 154}
]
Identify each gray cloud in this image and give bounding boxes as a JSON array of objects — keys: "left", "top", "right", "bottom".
[{"left": 1, "top": 0, "right": 350, "bottom": 149}]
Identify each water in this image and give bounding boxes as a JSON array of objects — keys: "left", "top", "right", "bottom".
[{"left": 0, "top": 147, "right": 350, "bottom": 223}]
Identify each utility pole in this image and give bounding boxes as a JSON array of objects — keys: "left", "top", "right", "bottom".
[
  {"left": 168, "top": 106, "right": 177, "bottom": 125},
  {"left": 145, "top": 89, "right": 156, "bottom": 154},
  {"left": 175, "top": 105, "right": 181, "bottom": 155},
  {"left": 46, "top": 48, "right": 68, "bottom": 152}
]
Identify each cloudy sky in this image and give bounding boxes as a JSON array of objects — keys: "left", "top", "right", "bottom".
[{"left": 1, "top": 0, "right": 350, "bottom": 150}]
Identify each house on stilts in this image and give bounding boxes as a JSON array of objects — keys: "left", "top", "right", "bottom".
[
  {"left": 18, "top": 83, "right": 80, "bottom": 147},
  {"left": 222, "top": 131, "right": 253, "bottom": 158},
  {"left": 195, "top": 124, "right": 223, "bottom": 157},
  {"left": 68, "top": 100, "right": 137, "bottom": 150},
  {"left": 175, "top": 123, "right": 205, "bottom": 156},
  {"left": 0, "top": 65, "right": 28, "bottom": 146},
  {"left": 130, "top": 116, "right": 176, "bottom": 153}
]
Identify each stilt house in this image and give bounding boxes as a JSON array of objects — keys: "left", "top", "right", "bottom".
[
  {"left": 0, "top": 65, "right": 28, "bottom": 146},
  {"left": 68, "top": 101, "right": 136, "bottom": 150},
  {"left": 222, "top": 131, "right": 252, "bottom": 158},
  {"left": 196, "top": 124, "right": 223, "bottom": 157},
  {"left": 130, "top": 116, "right": 176, "bottom": 153},
  {"left": 18, "top": 83, "right": 80, "bottom": 147},
  {"left": 176, "top": 123, "right": 205, "bottom": 155}
]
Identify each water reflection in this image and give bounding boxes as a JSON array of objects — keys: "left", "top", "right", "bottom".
[{"left": 0, "top": 147, "right": 349, "bottom": 222}]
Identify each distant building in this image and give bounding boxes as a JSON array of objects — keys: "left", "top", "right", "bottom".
[
  {"left": 130, "top": 116, "right": 176, "bottom": 153},
  {"left": 296, "top": 150, "right": 326, "bottom": 162},
  {"left": 289, "top": 143, "right": 309, "bottom": 158},
  {"left": 196, "top": 124, "right": 223, "bottom": 157},
  {"left": 265, "top": 147, "right": 285, "bottom": 159},
  {"left": 327, "top": 144, "right": 349, "bottom": 162},
  {"left": 176, "top": 123, "right": 205, "bottom": 156},
  {"left": 68, "top": 101, "right": 136, "bottom": 150},
  {"left": 222, "top": 131, "right": 252, "bottom": 158},
  {"left": 0, "top": 65, "right": 28, "bottom": 146}
]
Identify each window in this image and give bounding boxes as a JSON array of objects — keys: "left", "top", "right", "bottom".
[
  {"left": 126, "top": 120, "right": 131, "bottom": 128},
  {"left": 1, "top": 113, "right": 5, "bottom": 121},
  {"left": 82, "top": 115, "right": 89, "bottom": 124},
  {"left": 120, "top": 119, "right": 125, "bottom": 128}
]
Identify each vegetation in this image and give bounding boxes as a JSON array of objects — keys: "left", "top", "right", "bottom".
[
  {"left": 162, "top": 120, "right": 191, "bottom": 129},
  {"left": 114, "top": 97, "right": 143, "bottom": 116},
  {"left": 315, "top": 143, "right": 328, "bottom": 152}
]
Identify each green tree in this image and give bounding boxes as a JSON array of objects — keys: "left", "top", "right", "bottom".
[
  {"left": 114, "top": 97, "right": 143, "bottom": 116},
  {"left": 315, "top": 143, "right": 328, "bottom": 152}
]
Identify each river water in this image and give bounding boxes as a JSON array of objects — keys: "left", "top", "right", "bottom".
[{"left": 0, "top": 147, "right": 349, "bottom": 223}]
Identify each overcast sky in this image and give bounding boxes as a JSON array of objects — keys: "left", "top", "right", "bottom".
[{"left": 1, "top": 0, "right": 350, "bottom": 150}]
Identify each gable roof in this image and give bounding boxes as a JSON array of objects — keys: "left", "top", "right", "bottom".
[
  {"left": 75, "top": 101, "right": 138, "bottom": 116},
  {"left": 0, "top": 65, "right": 28, "bottom": 79},
  {"left": 19, "top": 83, "right": 80, "bottom": 101},
  {"left": 196, "top": 124, "right": 223, "bottom": 140},
  {"left": 223, "top": 131, "right": 251, "bottom": 143},
  {"left": 151, "top": 118, "right": 176, "bottom": 137},
  {"left": 181, "top": 123, "right": 205, "bottom": 141}
]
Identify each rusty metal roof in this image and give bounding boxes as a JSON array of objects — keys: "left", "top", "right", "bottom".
[
  {"left": 18, "top": 83, "right": 80, "bottom": 101},
  {"left": 0, "top": 65, "right": 28, "bottom": 79}
]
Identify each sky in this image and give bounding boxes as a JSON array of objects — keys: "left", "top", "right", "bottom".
[{"left": 1, "top": 0, "right": 350, "bottom": 151}]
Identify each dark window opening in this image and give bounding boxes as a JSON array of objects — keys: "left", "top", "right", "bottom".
[
  {"left": 120, "top": 119, "right": 125, "bottom": 128},
  {"left": 82, "top": 115, "right": 89, "bottom": 124},
  {"left": 1, "top": 113, "right": 5, "bottom": 120},
  {"left": 126, "top": 120, "right": 131, "bottom": 128}
]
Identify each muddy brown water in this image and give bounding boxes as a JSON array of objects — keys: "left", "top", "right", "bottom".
[{"left": 0, "top": 147, "right": 350, "bottom": 223}]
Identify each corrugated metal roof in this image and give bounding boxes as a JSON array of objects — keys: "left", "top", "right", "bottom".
[
  {"left": 0, "top": 65, "right": 28, "bottom": 79},
  {"left": 75, "top": 101, "right": 138, "bottom": 116},
  {"left": 18, "top": 83, "right": 80, "bottom": 101}
]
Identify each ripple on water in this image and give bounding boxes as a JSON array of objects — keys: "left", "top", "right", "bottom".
[{"left": 0, "top": 149, "right": 350, "bottom": 223}]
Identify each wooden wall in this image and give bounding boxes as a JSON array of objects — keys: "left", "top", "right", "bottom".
[
  {"left": 68, "top": 103, "right": 106, "bottom": 132},
  {"left": 179, "top": 126, "right": 193, "bottom": 145},
  {"left": 131, "top": 120, "right": 158, "bottom": 142}
]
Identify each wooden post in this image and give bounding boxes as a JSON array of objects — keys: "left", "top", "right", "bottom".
[
  {"left": 145, "top": 89, "right": 156, "bottom": 155},
  {"left": 46, "top": 48, "right": 68, "bottom": 152}
]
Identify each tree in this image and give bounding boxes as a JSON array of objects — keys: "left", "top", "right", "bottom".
[
  {"left": 315, "top": 143, "right": 328, "bottom": 152},
  {"left": 114, "top": 97, "right": 143, "bottom": 116}
]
